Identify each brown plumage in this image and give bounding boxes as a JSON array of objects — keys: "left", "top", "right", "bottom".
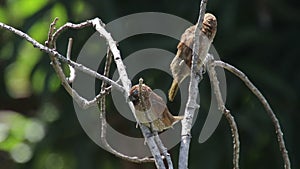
[
  {"left": 129, "top": 84, "right": 183, "bottom": 132},
  {"left": 168, "top": 13, "right": 217, "bottom": 101}
]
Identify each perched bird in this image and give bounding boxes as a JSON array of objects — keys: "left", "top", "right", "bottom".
[
  {"left": 168, "top": 13, "right": 217, "bottom": 101},
  {"left": 129, "top": 84, "right": 183, "bottom": 132}
]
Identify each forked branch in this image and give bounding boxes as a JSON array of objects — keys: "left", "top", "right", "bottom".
[
  {"left": 0, "top": 5, "right": 292, "bottom": 169},
  {"left": 0, "top": 18, "right": 168, "bottom": 168},
  {"left": 178, "top": 0, "right": 209, "bottom": 168},
  {"left": 213, "top": 60, "right": 291, "bottom": 169},
  {"left": 207, "top": 56, "right": 240, "bottom": 169},
  {"left": 98, "top": 50, "right": 155, "bottom": 163}
]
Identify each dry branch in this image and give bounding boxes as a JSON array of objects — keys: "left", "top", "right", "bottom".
[
  {"left": 138, "top": 79, "right": 171, "bottom": 168},
  {"left": 0, "top": 21, "right": 124, "bottom": 110},
  {"left": 213, "top": 60, "right": 291, "bottom": 169},
  {"left": 0, "top": 18, "right": 167, "bottom": 168},
  {"left": 90, "top": 18, "right": 166, "bottom": 169},
  {"left": 207, "top": 56, "right": 240, "bottom": 169},
  {"left": 98, "top": 50, "right": 155, "bottom": 163},
  {"left": 178, "top": 0, "right": 209, "bottom": 168},
  {"left": 1, "top": 6, "right": 292, "bottom": 169},
  {"left": 66, "top": 38, "right": 76, "bottom": 83}
]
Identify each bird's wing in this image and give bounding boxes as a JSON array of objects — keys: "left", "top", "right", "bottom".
[
  {"left": 170, "top": 52, "right": 191, "bottom": 84},
  {"left": 149, "top": 91, "right": 167, "bottom": 119}
]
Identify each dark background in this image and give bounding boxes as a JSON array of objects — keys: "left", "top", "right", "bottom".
[{"left": 0, "top": 0, "right": 299, "bottom": 169}]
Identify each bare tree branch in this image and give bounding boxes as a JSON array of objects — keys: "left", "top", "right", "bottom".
[
  {"left": 1, "top": 9, "right": 292, "bottom": 169},
  {"left": 207, "top": 56, "right": 240, "bottom": 169},
  {"left": 178, "top": 0, "right": 208, "bottom": 168},
  {"left": 45, "top": 19, "right": 103, "bottom": 109},
  {"left": 98, "top": 50, "right": 156, "bottom": 163},
  {"left": 1, "top": 17, "right": 169, "bottom": 169},
  {"left": 44, "top": 18, "right": 120, "bottom": 109},
  {"left": 45, "top": 17, "right": 58, "bottom": 48},
  {"left": 66, "top": 38, "right": 76, "bottom": 83},
  {"left": 0, "top": 21, "right": 124, "bottom": 99},
  {"left": 52, "top": 20, "right": 93, "bottom": 49},
  {"left": 223, "top": 109, "right": 240, "bottom": 169},
  {"left": 153, "top": 134, "right": 173, "bottom": 169},
  {"left": 136, "top": 78, "right": 173, "bottom": 168},
  {"left": 138, "top": 79, "right": 169, "bottom": 169},
  {"left": 213, "top": 60, "right": 291, "bottom": 169},
  {"left": 91, "top": 18, "right": 167, "bottom": 169}
]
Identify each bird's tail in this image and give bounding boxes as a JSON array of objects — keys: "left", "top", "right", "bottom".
[{"left": 168, "top": 80, "right": 179, "bottom": 102}]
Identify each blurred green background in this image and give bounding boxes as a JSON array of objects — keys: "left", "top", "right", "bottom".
[{"left": 0, "top": 0, "right": 299, "bottom": 169}]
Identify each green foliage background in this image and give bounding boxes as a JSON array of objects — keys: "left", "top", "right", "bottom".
[{"left": 0, "top": 0, "right": 299, "bottom": 169}]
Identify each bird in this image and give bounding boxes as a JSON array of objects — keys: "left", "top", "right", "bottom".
[
  {"left": 129, "top": 84, "right": 184, "bottom": 132},
  {"left": 168, "top": 13, "right": 217, "bottom": 101}
]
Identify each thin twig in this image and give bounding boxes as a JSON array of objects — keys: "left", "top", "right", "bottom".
[
  {"left": 138, "top": 78, "right": 147, "bottom": 112},
  {"left": 49, "top": 19, "right": 124, "bottom": 93},
  {"left": 46, "top": 19, "right": 120, "bottom": 109},
  {"left": 223, "top": 109, "right": 240, "bottom": 169},
  {"left": 45, "top": 17, "right": 58, "bottom": 48},
  {"left": 213, "top": 60, "right": 291, "bottom": 169},
  {"left": 207, "top": 56, "right": 240, "bottom": 169},
  {"left": 138, "top": 79, "right": 168, "bottom": 168},
  {"left": 52, "top": 20, "right": 93, "bottom": 49},
  {"left": 0, "top": 21, "right": 164, "bottom": 164},
  {"left": 66, "top": 38, "right": 76, "bottom": 83},
  {"left": 50, "top": 17, "right": 167, "bottom": 168},
  {"left": 153, "top": 134, "right": 173, "bottom": 169},
  {"left": 138, "top": 79, "right": 173, "bottom": 168},
  {"left": 138, "top": 78, "right": 155, "bottom": 133},
  {"left": 0, "top": 21, "right": 123, "bottom": 92},
  {"left": 178, "top": 0, "right": 208, "bottom": 168},
  {"left": 45, "top": 19, "right": 90, "bottom": 110},
  {"left": 99, "top": 108, "right": 155, "bottom": 163},
  {"left": 98, "top": 50, "right": 155, "bottom": 163},
  {"left": 0, "top": 20, "right": 124, "bottom": 109},
  {"left": 91, "top": 18, "right": 166, "bottom": 169}
]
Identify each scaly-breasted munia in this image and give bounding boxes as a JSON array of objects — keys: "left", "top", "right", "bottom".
[
  {"left": 129, "top": 84, "right": 183, "bottom": 132},
  {"left": 168, "top": 13, "right": 217, "bottom": 101}
]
